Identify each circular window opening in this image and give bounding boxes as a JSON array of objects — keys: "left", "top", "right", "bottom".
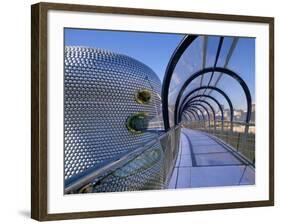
[
  {"left": 135, "top": 89, "right": 151, "bottom": 104},
  {"left": 126, "top": 112, "right": 149, "bottom": 134}
]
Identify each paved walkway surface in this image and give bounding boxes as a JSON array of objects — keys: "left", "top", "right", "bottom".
[{"left": 168, "top": 128, "right": 255, "bottom": 189}]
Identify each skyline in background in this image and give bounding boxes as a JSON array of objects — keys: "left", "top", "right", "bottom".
[{"left": 65, "top": 28, "right": 255, "bottom": 111}]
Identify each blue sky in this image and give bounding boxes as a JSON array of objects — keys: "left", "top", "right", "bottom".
[
  {"left": 64, "top": 28, "right": 255, "bottom": 110},
  {"left": 65, "top": 28, "right": 183, "bottom": 81}
]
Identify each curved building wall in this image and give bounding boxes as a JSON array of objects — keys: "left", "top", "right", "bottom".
[{"left": 64, "top": 47, "right": 163, "bottom": 181}]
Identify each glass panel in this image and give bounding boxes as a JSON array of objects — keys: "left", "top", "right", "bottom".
[
  {"left": 209, "top": 91, "right": 230, "bottom": 121},
  {"left": 168, "top": 36, "right": 204, "bottom": 127},
  {"left": 205, "top": 36, "right": 220, "bottom": 67},
  {"left": 226, "top": 37, "right": 255, "bottom": 123},
  {"left": 208, "top": 72, "right": 221, "bottom": 87},
  {"left": 216, "top": 37, "right": 234, "bottom": 67},
  {"left": 215, "top": 75, "right": 248, "bottom": 122},
  {"left": 167, "top": 36, "right": 237, "bottom": 128}
]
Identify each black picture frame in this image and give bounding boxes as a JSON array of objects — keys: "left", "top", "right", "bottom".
[{"left": 31, "top": 2, "right": 274, "bottom": 221}]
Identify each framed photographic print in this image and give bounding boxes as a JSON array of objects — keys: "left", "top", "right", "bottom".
[{"left": 31, "top": 2, "right": 274, "bottom": 221}]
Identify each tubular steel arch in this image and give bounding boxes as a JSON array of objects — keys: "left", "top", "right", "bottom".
[
  {"left": 186, "top": 103, "right": 211, "bottom": 127},
  {"left": 174, "top": 67, "right": 252, "bottom": 126},
  {"left": 182, "top": 113, "right": 190, "bottom": 121},
  {"left": 186, "top": 108, "right": 201, "bottom": 120},
  {"left": 181, "top": 94, "right": 224, "bottom": 123},
  {"left": 184, "top": 109, "right": 198, "bottom": 121},
  {"left": 186, "top": 103, "right": 210, "bottom": 122},
  {"left": 201, "top": 37, "right": 224, "bottom": 97},
  {"left": 187, "top": 99, "right": 218, "bottom": 130},
  {"left": 188, "top": 105, "right": 206, "bottom": 121},
  {"left": 188, "top": 99, "right": 216, "bottom": 122},
  {"left": 162, "top": 35, "right": 198, "bottom": 130},
  {"left": 183, "top": 112, "right": 192, "bottom": 121},
  {"left": 178, "top": 86, "right": 234, "bottom": 122}
]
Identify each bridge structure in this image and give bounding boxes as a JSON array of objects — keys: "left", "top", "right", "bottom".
[
  {"left": 163, "top": 35, "right": 255, "bottom": 188},
  {"left": 64, "top": 35, "right": 255, "bottom": 194}
]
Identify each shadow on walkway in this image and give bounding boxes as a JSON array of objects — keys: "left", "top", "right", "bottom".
[{"left": 168, "top": 128, "right": 255, "bottom": 189}]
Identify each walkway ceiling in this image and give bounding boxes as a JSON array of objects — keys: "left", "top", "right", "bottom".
[{"left": 162, "top": 35, "right": 254, "bottom": 130}]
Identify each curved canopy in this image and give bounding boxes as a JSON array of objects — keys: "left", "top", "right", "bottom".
[
  {"left": 162, "top": 35, "right": 255, "bottom": 130},
  {"left": 178, "top": 85, "right": 234, "bottom": 123}
]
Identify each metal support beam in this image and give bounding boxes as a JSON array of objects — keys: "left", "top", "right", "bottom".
[
  {"left": 188, "top": 105, "right": 206, "bottom": 121},
  {"left": 188, "top": 99, "right": 216, "bottom": 130},
  {"left": 162, "top": 35, "right": 198, "bottom": 130},
  {"left": 200, "top": 37, "right": 224, "bottom": 98},
  {"left": 186, "top": 103, "right": 211, "bottom": 128},
  {"left": 189, "top": 99, "right": 215, "bottom": 122},
  {"left": 174, "top": 67, "right": 252, "bottom": 126},
  {"left": 181, "top": 94, "right": 224, "bottom": 130},
  {"left": 186, "top": 108, "right": 200, "bottom": 120},
  {"left": 183, "top": 112, "right": 192, "bottom": 121},
  {"left": 178, "top": 86, "right": 234, "bottom": 123}
]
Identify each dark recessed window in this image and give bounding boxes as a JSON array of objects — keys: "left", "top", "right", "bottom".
[{"left": 135, "top": 89, "right": 151, "bottom": 104}]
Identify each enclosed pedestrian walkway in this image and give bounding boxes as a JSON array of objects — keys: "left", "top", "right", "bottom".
[{"left": 168, "top": 128, "right": 255, "bottom": 188}]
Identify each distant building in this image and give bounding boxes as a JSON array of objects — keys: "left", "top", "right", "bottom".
[
  {"left": 234, "top": 109, "right": 243, "bottom": 121},
  {"left": 224, "top": 108, "right": 230, "bottom": 120}
]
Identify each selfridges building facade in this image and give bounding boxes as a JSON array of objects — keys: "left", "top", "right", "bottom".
[{"left": 64, "top": 47, "right": 180, "bottom": 194}]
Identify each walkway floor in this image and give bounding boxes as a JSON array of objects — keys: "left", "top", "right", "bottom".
[{"left": 168, "top": 128, "right": 255, "bottom": 189}]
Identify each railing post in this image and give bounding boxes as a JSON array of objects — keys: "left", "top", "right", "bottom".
[
  {"left": 230, "top": 121, "right": 234, "bottom": 132},
  {"left": 236, "top": 132, "right": 241, "bottom": 152},
  {"left": 240, "top": 123, "right": 249, "bottom": 154}
]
